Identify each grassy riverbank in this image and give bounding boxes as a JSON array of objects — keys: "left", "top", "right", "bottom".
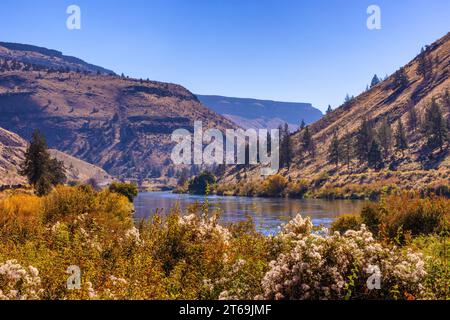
[{"left": 177, "top": 169, "right": 450, "bottom": 201}]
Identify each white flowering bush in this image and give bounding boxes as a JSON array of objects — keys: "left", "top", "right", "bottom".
[
  {"left": 178, "top": 213, "right": 231, "bottom": 246},
  {"left": 261, "top": 215, "right": 427, "bottom": 300},
  {"left": 0, "top": 260, "right": 43, "bottom": 300}
]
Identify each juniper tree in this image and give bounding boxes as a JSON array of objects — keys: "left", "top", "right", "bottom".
[
  {"left": 20, "top": 130, "right": 66, "bottom": 196},
  {"left": 327, "top": 132, "right": 340, "bottom": 168},
  {"left": 423, "top": 99, "right": 448, "bottom": 152},
  {"left": 395, "top": 118, "right": 408, "bottom": 155},
  {"left": 326, "top": 105, "right": 333, "bottom": 114}
]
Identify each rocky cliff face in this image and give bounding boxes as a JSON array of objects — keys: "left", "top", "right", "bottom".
[{"left": 0, "top": 42, "right": 236, "bottom": 181}]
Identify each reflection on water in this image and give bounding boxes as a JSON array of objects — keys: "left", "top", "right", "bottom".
[{"left": 134, "top": 192, "right": 368, "bottom": 235}]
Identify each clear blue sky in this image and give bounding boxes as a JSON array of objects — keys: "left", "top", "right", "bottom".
[{"left": 1, "top": 0, "right": 449, "bottom": 112}]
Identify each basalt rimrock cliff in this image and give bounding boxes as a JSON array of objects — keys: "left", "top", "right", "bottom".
[
  {"left": 0, "top": 42, "right": 236, "bottom": 181},
  {"left": 222, "top": 32, "right": 450, "bottom": 189}
]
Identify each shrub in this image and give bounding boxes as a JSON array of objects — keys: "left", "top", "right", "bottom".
[
  {"left": 261, "top": 175, "right": 287, "bottom": 197},
  {"left": 261, "top": 215, "right": 428, "bottom": 300},
  {"left": 0, "top": 195, "right": 43, "bottom": 242},
  {"left": 285, "top": 180, "right": 309, "bottom": 198},
  {"left": 109, "top": 182, "right": 138, "bottom": 202},
  {"left": 360, "top": 203, "right": 383, "bottom": 235},
  {"left": 410, "top": 235, "right": 449, "bottom": 300},
  {"left": 360, "top": 194, "right": 449, "bottom": 242},
  {"left": 188, "top": 171, "right": 216, "bottom": 195},
  {"left": 0, "top": 260, "right": 43, "bottom": 300},
  {"left": 331, "top": 214, "right": 362, "bottom": 234}
]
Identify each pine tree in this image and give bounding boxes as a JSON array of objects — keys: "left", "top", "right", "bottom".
[
  {"left": 279, "top": 123, "right": 292, "bottom": 168},
  {"left": 443, "top": 89, "right": 450, "bottom": 115},
  {"left": 326, "top": 105, "right": 333, "bottom": 114},
  {"left": 354, "top": 118, "right": 374, "bottom": 163},
  {"left": 416, "top": 48, "right": 433, "bottom": 79},
  {"left": 368, "top": 140, "right": 383, "bottom": 169},
  {"left": 301, "top": 126, "right": 315, "bottom": 158},
  {"left": 327, "top": 132, "right": 340, "bottom": 168},
  {"left": 20, "top": 130, "right": 66, "bottom": 196},
  {"left": 408, "top": 106, "right": 419, "bottom": 132},
  {"left": 344, "top": 94, "right": 352, "bottom": 104},
  {"left": 300, "top": 119, "right": 306, "bottom": 130},
  {"left": 395, "top": 118, "right": 408, "bottom": 155},
  {"left": 423, "top": 99, "right": 448, "bottom": 152},
  {"left": 370, "top": 74, "right": 380, "bottom": 88},
  {"left": 48, "top": 158, "right": 67, "bottom": 186},
  {"left": 340, "top": 130, "right": 353, "bottom": 171},
  {"left": 393, "top": 68, "right": 409, "bottom": 90},
  {"left": 377, "top": 118, "right": 393, "bottom": 159}
]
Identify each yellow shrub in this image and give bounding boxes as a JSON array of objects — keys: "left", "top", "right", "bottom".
[
  {"left": 262, "top": 175, "right": 287, "bottom": 197},
  {"left": 0, "top": 194, "right": 43, "bottom": 241}
]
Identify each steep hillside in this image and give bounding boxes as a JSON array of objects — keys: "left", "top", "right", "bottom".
[
  {"left": 197, "top": 95, "right": 322, "bottom": 132},
  {"left": 0, "top": 127, "right": 112, "bottom": 186},
  {"left": 0, "top": 127, "right": 26, "bottom": 185},
  {"left": 0, "top": 43, "right": 236, "bottom": 181},
  {"left": 222, "top": 32, "right": 450, "bottom": 191}
]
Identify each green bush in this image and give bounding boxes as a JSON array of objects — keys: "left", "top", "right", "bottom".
[
  {"left": 109, "top": 182, "right": 138, "bottom": 202},
  {"left": 360, "top": 204, "right": 383, "bottom": 235},
  {"left": 188, "top": 171, "right": 216, "bottom": 195},
  {"left": 330, "top": 214, "right": 362, "bottom": 233}
]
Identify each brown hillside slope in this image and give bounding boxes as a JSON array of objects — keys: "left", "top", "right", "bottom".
[
  {"left": 0, "top": 44, "right": 236, "bottom": 181},
  {"left": 0, "top": 127, "right": 112, "bottom": 186},
  {"left": 0, "top": 127, "right": 26, "bottom": 185},
  {"left": 222, "top": 32, "right": 450, "bottom": 191}
]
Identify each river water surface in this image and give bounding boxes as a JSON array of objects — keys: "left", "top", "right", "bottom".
[{"left": 134, "top": 192, "right": 367, "bottom": 234}]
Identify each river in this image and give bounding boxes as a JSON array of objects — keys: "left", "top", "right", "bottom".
[{"left": 134, "top": 191, "right": 367, "bottom": 235}]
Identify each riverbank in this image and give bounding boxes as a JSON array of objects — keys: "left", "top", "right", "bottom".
[{"left": 177, "top": 169, "right": 450, "bottom": 200}]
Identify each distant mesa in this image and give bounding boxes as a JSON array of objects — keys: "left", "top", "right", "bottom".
[{"left": 196, "top": 95, "right": 323, "bottom": 132}]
